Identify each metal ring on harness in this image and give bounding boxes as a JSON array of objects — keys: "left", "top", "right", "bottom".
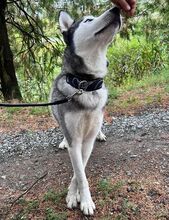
[{"left": 78, "top": 80, "right": 88, "bottom": 91}]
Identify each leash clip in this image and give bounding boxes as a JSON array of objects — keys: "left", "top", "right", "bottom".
[{"left": 67, "top": 89, "right": 84, "bottom": 102}]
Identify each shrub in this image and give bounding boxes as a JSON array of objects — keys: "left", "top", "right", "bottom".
[{"left": 106, "top": 36, "right": 166, "bottom": 87}]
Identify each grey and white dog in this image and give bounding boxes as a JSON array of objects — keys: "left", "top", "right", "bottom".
[{"left": 51, "top": 7, "right": 121, "bottom": 215}]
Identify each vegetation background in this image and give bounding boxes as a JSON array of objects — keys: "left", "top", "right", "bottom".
[{"left": 0, "top": 0, "right": 168, "bottom": 103}]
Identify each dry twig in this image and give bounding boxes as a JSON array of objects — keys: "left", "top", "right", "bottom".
[{"left": 11, "top": 171, "right": 48, "bottom": 207}]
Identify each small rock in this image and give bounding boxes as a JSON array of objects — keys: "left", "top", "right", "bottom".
[
  {"left": 126, "top": 171, "right": 132, "bottom": 176},
  {"left": 137, "top": 124, "right": 143, "bottom": 129},
  {"left": 130, "top": 154, "right": 138, "bottom": 158},
  {"left": 1, "top": 175, "right": 6, "bottom": 180},
  {"left": 141, "top": 132, "right": 147, "bottom": 136}
]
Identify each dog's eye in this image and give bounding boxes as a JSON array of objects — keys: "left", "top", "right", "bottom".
[{"left": 84, "top": 18, "right": 93, "bottom": 23}]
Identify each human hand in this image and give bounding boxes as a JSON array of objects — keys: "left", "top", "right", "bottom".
[{"left": 111, "top": 0, "right": 136, "bottom": 16}]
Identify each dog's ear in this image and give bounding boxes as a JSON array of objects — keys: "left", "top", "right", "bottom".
[{"left": 59, "top": 11, "right": 74, "bottom": 33}]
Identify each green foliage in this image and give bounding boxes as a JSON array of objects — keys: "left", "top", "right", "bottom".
[
  {"left": 107, "top": 36, "right": 167, "bottom": 87},
  {"left": 108, "top": 87, "right": 119, "bottom": 100}
]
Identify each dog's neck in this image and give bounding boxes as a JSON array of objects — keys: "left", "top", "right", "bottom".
[
  {"left": 62, "top": 46, "right": 108, "bottom": 80},
  {"left": 76, "top": 46, "right": 108, "bottom": 79}
]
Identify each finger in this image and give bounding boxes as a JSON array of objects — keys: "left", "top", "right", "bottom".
[
  {"left": 112, "top": 0, "right": 131, "bottom": 11},
  {"left": 127, "top": 0, "right": 136, "bottom": 6},
  {"left": 127, "top": 0, "right": 136, "bottom": 14},
  {"left": 126, "top": 3, "right": 136, "bottom": 16}
]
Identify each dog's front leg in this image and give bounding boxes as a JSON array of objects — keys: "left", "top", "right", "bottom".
[{"left": 68, "top": 140, "right": 95, "bottom": 215}]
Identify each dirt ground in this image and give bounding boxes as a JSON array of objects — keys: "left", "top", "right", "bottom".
[{"left": 0, "top": 108, "right": 169, "bottom": 220}]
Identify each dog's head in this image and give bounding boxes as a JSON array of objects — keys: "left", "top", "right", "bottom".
[{"left": 59, "top": 7, "right": 121, "bottom": 77}]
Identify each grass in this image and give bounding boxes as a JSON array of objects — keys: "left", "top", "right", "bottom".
[
  {"left": 5, "top": 105, "right": 50, "bottom": 116},
  {"left": 107, "top": 67, "right": 169, "bottom": 114},
  {"left": 11, "top": 199, "right": 40, "bottom": 220},
  {"left": 98, "top": 179, "right": 124, "bottom": 197},
  {"left": 111, "top": 67, "right": 169, "bottom": 97},
  {"left": 123, "top": 67, "right": 169, "bottom": 90},
  {"left": 44, "top": 189, "right": 68, "bottom": 204},
  {"left": 29, "top": 106, "right": 50, "bottom": 115},
  {"left": 46, "top": 208, "right": 67, "bottom": 220}
]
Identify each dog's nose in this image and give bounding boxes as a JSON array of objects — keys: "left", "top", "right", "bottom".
[{"left": 110, "top": 7, "right": 120, "bottom": 14}]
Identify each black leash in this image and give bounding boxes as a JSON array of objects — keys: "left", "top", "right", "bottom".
[
  {"left": 0, "top": 90, "right": 83, "bottom": 108},
  {"left": 0, "top": 99, "right": 68, "bottom": 107}
]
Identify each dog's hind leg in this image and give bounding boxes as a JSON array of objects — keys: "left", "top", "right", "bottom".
[
  {"left": 59, "top": 137, "right": 69, "bottom": 149},
  {"left": 59, "top": 129, "right": 106, "bottom": 149},
  {"left": 96, "top": 130, "right": 106, "bottom": 142}
]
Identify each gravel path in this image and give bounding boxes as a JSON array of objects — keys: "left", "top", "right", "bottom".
[
  {"left": 0, "top": 108, "right": 169, "bottom": 219},
  {"left": 1, "top": 108, "right": 169, "bottom": 160}
]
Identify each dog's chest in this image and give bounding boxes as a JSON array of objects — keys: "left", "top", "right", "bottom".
[{"left": 75, "top": 88, "right": 108, "bottom": 110}]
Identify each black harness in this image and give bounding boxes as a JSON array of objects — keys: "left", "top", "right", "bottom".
[{"left": 66, "top": 73, "right": 103, "bottom": 92}]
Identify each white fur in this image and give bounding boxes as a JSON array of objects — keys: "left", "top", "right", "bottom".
[
  {"left": 59, "top": 11, "right": 74, "bottom": 33},
  {"left": 59, "top": 137, "right": 69, "bottom": 149},
  {"left": 73, "top": 10, "right": 120, "bottom": 78},
  {"left": 96, "top": 130, "right": 107, "bottom": 141}
]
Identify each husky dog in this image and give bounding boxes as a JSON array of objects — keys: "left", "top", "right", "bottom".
[{"left": 51, "top": 7, "right": 121, "bottom": 215}]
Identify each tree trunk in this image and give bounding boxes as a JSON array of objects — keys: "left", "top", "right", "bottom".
[{"left": 0, "top": 0, "right": 22, "bottom": 101}]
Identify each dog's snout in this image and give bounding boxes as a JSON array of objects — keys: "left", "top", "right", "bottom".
[{"left": 110, "top": 7, "right": 120, "bottom": 14}]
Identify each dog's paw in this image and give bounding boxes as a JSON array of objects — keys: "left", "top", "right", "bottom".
[
  {"left": 66, "top": 191, "right": 79, "bottom": 208},
  {"left": 80, "top": 189, "right": 96, "bottom": 215},
  {"left": 80, "top": 197, "right": 96, "bottom": 215},
  {"left": 59, "top": 138, "right": 69, "bottom": 149},
  {"left": 96, "top": 131, "right": 106, "bottom": 142}
]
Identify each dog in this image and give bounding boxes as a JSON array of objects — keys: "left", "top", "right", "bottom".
[{"left": 51, "top": 7, "right": 121, "bottom": 215}]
